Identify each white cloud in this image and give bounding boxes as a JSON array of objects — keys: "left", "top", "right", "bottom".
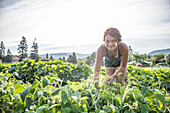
[{"left": 0, "top": 0, "right": 170, "bottom": 54}]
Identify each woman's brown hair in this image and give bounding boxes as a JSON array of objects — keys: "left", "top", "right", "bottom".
[{"left": 103, "top": 27, "right": 122, "bottom": 42}]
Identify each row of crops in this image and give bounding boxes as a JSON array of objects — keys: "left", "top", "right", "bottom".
[{"left": 0, "top": 59, "right": 170, "bottom": 113}]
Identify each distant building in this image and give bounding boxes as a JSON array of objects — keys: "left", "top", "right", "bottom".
[{"left": 12, "top": 55, "right": 19, "bottom": 63}]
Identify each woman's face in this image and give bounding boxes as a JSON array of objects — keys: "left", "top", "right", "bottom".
[{"left": 104, "top": 34, "right": 117, "bottom": 51}]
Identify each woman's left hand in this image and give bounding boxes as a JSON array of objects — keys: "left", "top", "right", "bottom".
[{"left": 105, "top": 75, "right": 116, "bottom": 85}]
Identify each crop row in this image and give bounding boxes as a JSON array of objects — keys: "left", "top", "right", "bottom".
[{"left": 0, "top": 59, "right": 170, "bottom": 112}]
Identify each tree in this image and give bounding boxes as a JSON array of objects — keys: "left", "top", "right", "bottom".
[
  {"left": 67, "top": 52, "right": 77, "bottom": 64},
  {"left": 128, "top": 46, "right": 133, "bottom": 61},
  {"left": 165, "top": 53, "right": 170, "bottom": 65},
  {"left": 18, "top": 36, "right": 28, "bottom": 61},
  {"left": 86, "top": 56, "right": 91, "bottom": 65},
  {"left": 6, "top": 49, "right": 12, "bottom": 62},
  {"left": 63, "top": 57, "right": 66, "bottom": 62},
  {"left": 72, "top": 52, "right": 77, "bottom": 64},
  {"left": 131, "top": 52, "right": 148, "bottom": 63},
  {"left": 46, "top": 53, "right": 49, "bottom": 59},
  {"left": 50, "top": 55, "right": 54, "bottom": 60},
  {"left": 30, "top": 38, "right": 39, "bottom": 61},
  {"left": 0, "top": 41, "right": 5, "bottom": 59},
  {"left": 7, "top": 49, "right": 12, "bottom": 56}
]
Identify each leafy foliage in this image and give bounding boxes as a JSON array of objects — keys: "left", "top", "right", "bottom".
[{"left": 0, "top": 61, "right": 169, "bottom": 112}]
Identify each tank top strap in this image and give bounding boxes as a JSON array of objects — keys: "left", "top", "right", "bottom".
[
  {"left": 117, "top": 44, "right": 121, "bottom": 57},
  {"left": 105, "top": 47, "right": 109, "bottom": 57}
]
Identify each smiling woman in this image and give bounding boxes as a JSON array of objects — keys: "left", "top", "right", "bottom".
[{"left": 93, "top": 27, "right": 129, "bottom": 87}]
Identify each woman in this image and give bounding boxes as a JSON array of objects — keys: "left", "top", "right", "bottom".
[{"left": 93, "top": 27, "right": 129, "bottom": 87}]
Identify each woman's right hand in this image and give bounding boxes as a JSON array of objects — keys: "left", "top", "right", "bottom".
[{"left": 105, "top": 75, "right": 115, "bottom": 85}]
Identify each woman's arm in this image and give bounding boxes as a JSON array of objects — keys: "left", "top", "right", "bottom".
[{"left": 93, "top": 45, "right": 105, "bottom": 81}]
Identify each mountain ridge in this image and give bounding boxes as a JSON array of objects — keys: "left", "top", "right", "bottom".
[
  {"left": 148, "top": 48, "right": 170, "bottom": 55},
  {"left": 40, "top": 52, "right": 90, "bottom": 59}
]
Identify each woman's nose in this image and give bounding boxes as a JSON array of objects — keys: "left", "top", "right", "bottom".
[{"left": 109, "top": 42, "right": 113, "bottom": 46}]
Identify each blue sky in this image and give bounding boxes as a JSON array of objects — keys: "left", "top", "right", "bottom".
[{"left": 0, "top": 0, "right": 170, "bottom": 55}]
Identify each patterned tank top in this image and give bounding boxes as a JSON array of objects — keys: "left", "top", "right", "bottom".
[{"left": 105, "top": 45, "right": 121, "bottom": 67}]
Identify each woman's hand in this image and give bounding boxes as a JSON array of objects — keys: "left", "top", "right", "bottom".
[
  {"left": 105, "top": 75, "right": 116, "bottom": 85},
  {"left": 93, "top": 72, "right": 100, "bottom": 89}
]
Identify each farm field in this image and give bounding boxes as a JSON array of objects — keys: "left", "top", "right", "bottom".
[{"left": 0, "top": 59, "right": 170, "bottom": 113}]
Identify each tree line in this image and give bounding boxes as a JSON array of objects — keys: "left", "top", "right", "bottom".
[
  {"left": 0, "top": 36, "right": 38, "bottom": 63},
  {"left": 1, "top": 38, "right": 169, "bottom": 67},
  {"left": 128, "top": 46, "right": 170, "bottom": 67}
]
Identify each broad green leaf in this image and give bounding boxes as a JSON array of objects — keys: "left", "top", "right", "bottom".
[
  {"left": 64, "top": 107, "right": 70, "bottom": 113},
  {"left": 51, "top": 88, "right": 60, "bottom": 96},
  {"left": 109, "top": 104, "right": 119, "bottom": 113},
  {"left": 29, "top": 85, "right": 37, "bottom": 94},
  {"left": 8, "top": 66, "right": 15, "bottom": 73},
  {"left": 80, "top": 97, "right": 88, "bottom": 101},
  {"left": 26, "top": 97, "right": 32, "bottom": 109},
  {"left": 68, "top": 89, "right": 73, "bottom": 97},
  {"left": 71, "top": 84, "right": 78, "bottom": 91},
  {"left": 20, "top": 87, "right": 30, "bottom": 103},
  {"left": 165, "top": 82, "right": 170, "bottom": 89},
  {"left": 14, "top": 84, "right": 26, "bottom": 95},
  {"left": 130, "top": 76, "right": 136, "bottom": 80},
  {"left": 48, "top": 104, "right": 61, "bottom": 110},
  {"left": 0, "top": 76, "right": 7, "bottom": 81},
  {"left": 120, "top": 87, "right": 125, "bottom": 96},
  {"left": 75, "top": 91, "right": 81, "bottom": 101},
  {"left": 82, "top": 104, "right": 88, "bottom": 112},
  {"left": 140, "top": 104, "right": 149, "bottom": 113},
  {"left": 102, "top": 91, "right": 112, "bottom": 100},
  {"left": 42, "top": 77, "right": 49, "bottom": 88},
  {"left": 154, "top": 100, "right": 163, "bottom": 110},
  {"left": 155, "top": 94, "right": 165, "bottom": 105},
  {"left": 43, "top": 92, "right": 48, "bottom": 97},
  {"left": 153, "top": 89, "right": 163, "bottom": 95},
  {"left": 142, "top": 86, "right": 148, "bottom": 96},
  {"left": 36, "top": 106, "right": 46, "bottom": 113},
  {"left": 6, "top": 73, "right": 11, "bottom": 79},
  {"left": 62, "top": 91, "right": 68, "bottom": 105},
  {"left": 116, "top": 82, "right": 121, "bottom": 88},
  {"left": 114, "top": 96, "right": 122, "bottom": 105}
]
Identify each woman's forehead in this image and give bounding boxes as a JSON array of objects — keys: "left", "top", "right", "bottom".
[{"left": 105, "top": 34, "right": 115, "bottom": 40}]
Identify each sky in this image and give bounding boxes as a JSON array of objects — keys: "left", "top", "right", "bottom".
[{"left": 0, "top": 0, "right": 170, "bottom": 55}]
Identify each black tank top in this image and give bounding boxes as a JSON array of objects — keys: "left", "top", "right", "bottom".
[{"left": 105, "top": 45, "right": 121, "bottom": 67}]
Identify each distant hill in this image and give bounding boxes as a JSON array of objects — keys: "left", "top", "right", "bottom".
[
  {"left": 40, "top": 52, "right": 90, "bottom": 59},
  {"left": 148, "top": 48, "right": 170, "bottom": 55}
]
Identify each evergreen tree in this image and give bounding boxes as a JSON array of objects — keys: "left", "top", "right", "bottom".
[
  {"left": 6, "top": 49, "right": 12, "bottom": 62},
  {"left": 165, "top": 53, "right": 170, "bottom": 65},
  {"left": 128, "top": 46, "right": 133, "bottom": 61},
  {"left": 0, "top": 41, "right": 6, "bottom": 59},
  {"left": 7, "top": 49, "right": 12, "bottom": 56},
  {"left": 46, "top": 53, "right": 49, "bottom": 59},
  {"left": 63, "top": 57, "right": 66, "bottom": 62},
  {"left": 30, "top": 38, "right": 38, "bottom": 61},
  {"left": 50, "top": 55, "right": 54, "bottom": 60},
  {"left": 17, "top": 36, "right": 28, "bottom": 61},
  {"left": 72, "top": 52, "right": 77, "bottom": 64}
]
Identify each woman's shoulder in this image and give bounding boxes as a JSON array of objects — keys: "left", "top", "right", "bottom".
[
  {"left": 97, "top": 44, "right": 106, "bottom": 56},
  {"left": 97, "top": 44, "right": 105, "bottom": 51},
  {"left": 119, "top": 42, "right": 129, "bottom": 54},
  {"left": 119, "top": 42, "right": 128, "bottom": 49}
]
